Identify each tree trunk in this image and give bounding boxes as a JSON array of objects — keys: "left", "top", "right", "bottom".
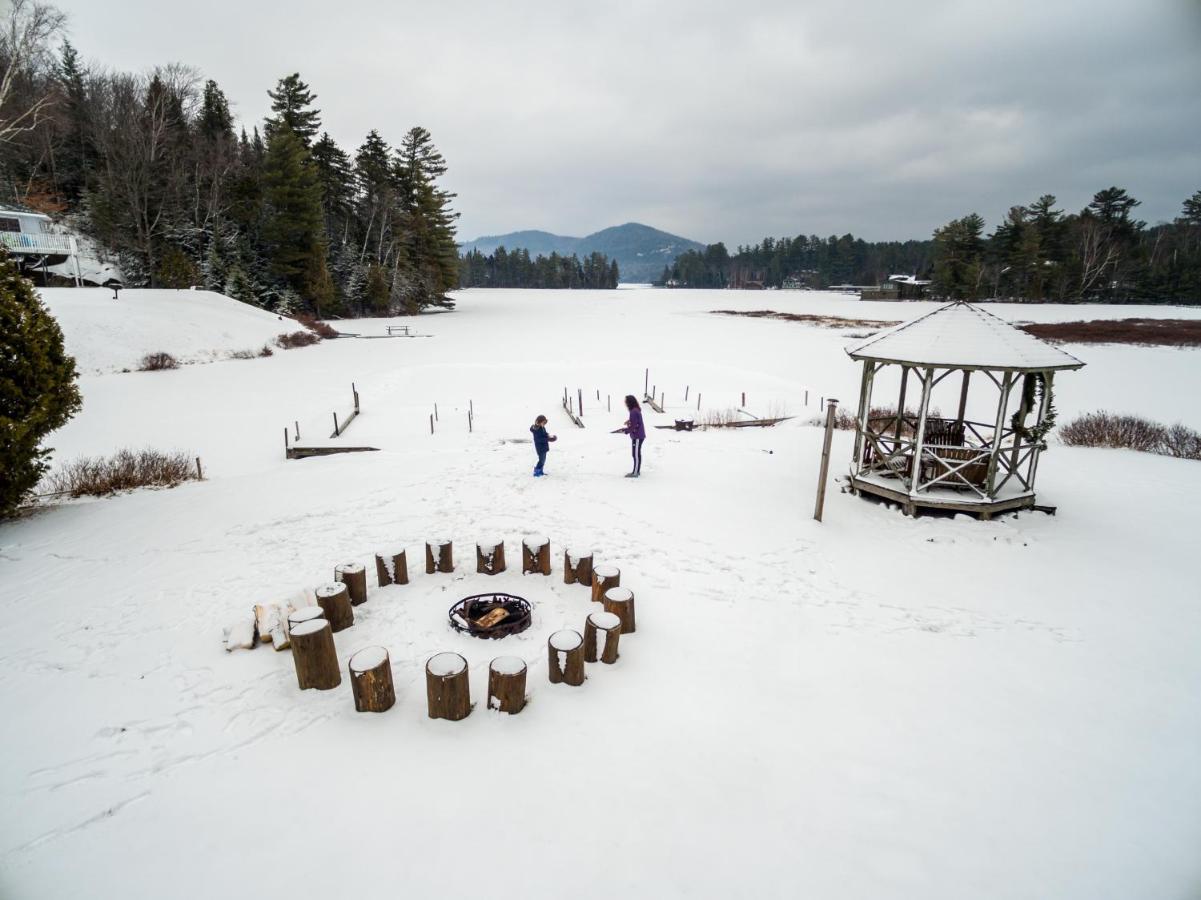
[
  {"left": 425, "top": 652, "right": 470, "bottom": 720},
  {"left": 425, "top": 539, "right": 454, "bottom": 574},
  {"left": 349, "top": 646, "right": 395, "bottom": 712},
  {"left": 601, "top": 586, "right": 636, "bottom": 634},
  {"left": 523, "top": 536, "right": 550, "bottom": 575},
  {"left": 335, "top": 562, "right": 368, "bottom": 605},
  {"left": 287, "top": 605, "right": 326, "bottom": 632},
  {"left": 290, "top": 619, "right": 341, "bottom": 690},
  {"left": 548, "top": 630, "right": 585, "bottom": 686},
  {"left": 476, "top": 539, "right": 506, "bottom": 575},
  {"left": 563, "top": 549, "right": 593, "bottom": 586},
  {"left": 487, "top": 656, "right": 527, "bottom": 714},
  {"left": 375, "top": 548, "right": 408, "bottom": 586},
  {"left": 584, "top": 611, "right": 622, "bottom": 664},
  {"left": 591, "top": 564, "right": 621, "bottom": 603},
  {"left": 314, "top": 582, "right": 354, "bottom": 632}
]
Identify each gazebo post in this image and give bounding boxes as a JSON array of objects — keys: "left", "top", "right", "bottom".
[
  {"left": 907, "top": 367, "right": 934, "bottom": 500},
  {"left": 894, "top": 366, "right": 910, "bottom": 443},
  {"left": 852, "top": 360, "right": 873, "bottom": 469},
  {"left": 955, "top": 370, "right": 971, "bottom": 428},
  {"left": 985, "top": 371, "right": 1014, "bottom": 498}
]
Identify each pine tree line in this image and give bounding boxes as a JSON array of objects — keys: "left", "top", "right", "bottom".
[
  {"left": 0, "top": 6, "right": 459, "bottom": 316},
  {"left": 459, "top": 247, "right": 619, "bottom": 289},
  {"left": 930, "top": 188, "right": 1201, "bottom": 303},
  {"left": 664, "top": 187, "right": 1201, "bottom": 303}
]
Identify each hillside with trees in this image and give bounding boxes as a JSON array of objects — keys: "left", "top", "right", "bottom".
[
  {"left": 459, "top": 247, "right": 618, "bottom": 289},
  {"left": 0, "top": 2, "right": 459, "bottom": 316}
]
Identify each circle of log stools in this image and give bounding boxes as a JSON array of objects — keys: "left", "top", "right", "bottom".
[
  {"left": 522, "top": 535, "right": 551, "bottom": 576},
  {"left": 288, "top": 604, "right": 326, "bottom": 631},
  {"left": 488, "top": 656, "right": 527, "bottom": 714},
  {"left": 314, "top": 582, "right": 354, "bottom": 632},
  {"left": 584, "top": 611, "right": 622, "bottom": 664},
  {"left": 282, "top": 535, "right": 639, "bottom": 718},
  {"left": 476, "top": 538, "right": 506, "bottom": 575},
  {"left": 425, "top": 538, "right": 454, "bottom": 574},
  {"left": 426, "top": 652, "right": 470, "bottom": 720},
  {"left": 591, "top": 564, "right": 620, "bottom": 604},
  {"left": 291, "top": 618, "right": 341, "bottom": 690},
  {"left": 563, "top": 548, "right": 594, "bottom": 586},
  {"left": 348, "top": 646, "right": 395, "bottom": 713},
  {"left": 335, "top": 562, "right": 368, "bottom": 605},
  {"left": 601, "top": 587, "right": 636, "bottom": 634},
  {"left": 375, "top": 548, "right": 408, "bottom": 587},
  {"left": 548, "top": 629, "right": 585, "bottom": 686}
]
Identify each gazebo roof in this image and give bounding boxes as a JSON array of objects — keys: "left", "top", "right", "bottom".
[{"left": 845, "top": 301, "right": 1085, "bottom": 371}]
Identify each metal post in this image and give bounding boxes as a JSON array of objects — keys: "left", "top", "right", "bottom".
[
  {"left": 742, "top": 392, "right": 746, "bottom": 407},
  {"left": 814, "top": 398, "right": 840, "bottom": 522},
  {"left": 469, "top": 411, "right": 473, "bottom": 433},
  {"left": 353, "top": 382, "right": 359, "bottom": 414},
  {"left": 608, "top": 395, "right": 611, "bottom": 412},
  {"left": 697, "top": 393, "right": 701, "bottom": 410},
  {"left": 284, "top": 427, "right": 290, "bottom": 452},
  {"left": 645, "top": 368, "right": 649, "bottom": 395},
  {"left": 685, "top": 385, "right": 690, "bottom": 402}
]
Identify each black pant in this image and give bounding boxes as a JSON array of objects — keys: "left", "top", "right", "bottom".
[{"left": 630, "top": 437, "right": 643, "bottom": 474}]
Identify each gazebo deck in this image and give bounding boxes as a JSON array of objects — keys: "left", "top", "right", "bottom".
[{"left": 848, "top": 470, "right": 1036, "bottom": 518}]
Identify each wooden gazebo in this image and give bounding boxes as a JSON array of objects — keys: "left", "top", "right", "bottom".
[{"left": 844, "top": 301, "right": 1085, "bottom": 518}]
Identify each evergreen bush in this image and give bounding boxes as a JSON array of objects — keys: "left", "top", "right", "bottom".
[{"left": 0, "top": 255, "right": 82, "bottom": 517}]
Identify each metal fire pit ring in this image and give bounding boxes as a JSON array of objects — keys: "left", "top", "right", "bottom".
[{"left": 448, "top": 593, "right": 533, "bottom": 639}]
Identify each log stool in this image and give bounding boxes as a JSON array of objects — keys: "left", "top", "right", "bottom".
[
  {"left": 602, "top": 586, "right": 636, "bottom": 634},
  {"left": 349, "top": 646, "right": 395, "bottom": 713},
  {"left": 425, "top": 539, "right": 454, "bottom": 574},
  {"left": 287, "top": 604, "right": 325, "bottom": 632},
  {"left": 563, "top": 548, "right": 593, "bottom": 586},
  {"left": 476, "top": 538, "right": 506, "bottom": 575},
  {"left": 290, "top": 618, "right": 341, "bottom": 690},
  {"left": 591, "top": 563, "right": 620, "bottom": 603},
  {"left": 335, "top": 562, "right": 368, "bottom": 605},
  {"left": 314, "top": 582, "right": 354, "bottom": 632},
  {"left": 487, "top": 656, "right": 527, "bottom": 714},
  {"left": 523, "top": 535, "right": 550, "bottom": 575},
  {"left": 548, "top": 629, "right": 584, "bottom": 686},
  {"left": 375, "top": 548, "right": 408, "bottom": 586},
  {"left": 425, "top": 652, "right": 470, "bottom": 720},
  {"left": 584, "top": 611, "right": 622, "bottom": 664}
]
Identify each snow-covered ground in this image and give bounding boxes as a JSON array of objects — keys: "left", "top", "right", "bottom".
[{"left": 2, "top": 288, "right": 1199, "bottom": 899}]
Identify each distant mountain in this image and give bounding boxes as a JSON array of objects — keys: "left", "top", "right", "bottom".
[{"left": 459, "top": 222, "right": 705, "bottom": 283}]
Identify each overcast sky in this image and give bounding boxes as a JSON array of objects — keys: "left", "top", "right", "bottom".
[{"left": 55, "top": 0, "right": 1201, "bottom": 246}]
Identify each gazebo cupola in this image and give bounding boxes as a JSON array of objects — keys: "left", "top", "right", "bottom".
[{"left": 844, "top": 301, "right": 1085, "bottom": 518}]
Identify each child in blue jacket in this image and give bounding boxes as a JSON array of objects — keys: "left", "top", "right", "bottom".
[{"left": 530, "top": 415, "right": 557, "bottom": 476}]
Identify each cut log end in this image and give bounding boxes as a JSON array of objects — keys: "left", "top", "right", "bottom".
[
  {"left": 290, "top": 618, "right": 341, "bottom": 691},
  {"left": 314, "top": 582, "right": 354, "bottom": 632},
  {"left": 349, "top": 646, "right": 395, "bottom": 713},
  {"left": 601, "top": 586, "right": 636, "bottom": 634},
  {"left": 591, "top": 564, "right": 621, "bottom": 603}
]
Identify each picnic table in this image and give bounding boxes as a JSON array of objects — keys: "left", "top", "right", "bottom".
[{"left": 386, "top": 325, "right": 411, "bottom": 336}]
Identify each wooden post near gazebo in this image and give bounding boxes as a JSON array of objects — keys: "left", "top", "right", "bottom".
[{"left": 813, "top": 397, "right": 839, "bottom": 522}]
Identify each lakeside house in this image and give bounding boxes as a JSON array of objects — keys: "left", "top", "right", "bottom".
[{"left": 860, "top": 274, "right": 932, "bottom": 301}]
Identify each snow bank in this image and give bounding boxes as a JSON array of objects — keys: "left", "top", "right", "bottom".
[{"left": 38, "top": 287, "right": 292, "bottom": 374}]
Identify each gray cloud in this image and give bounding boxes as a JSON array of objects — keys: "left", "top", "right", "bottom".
[{"left": 57, "top": 0, "right": 1201, "bottom": 245}]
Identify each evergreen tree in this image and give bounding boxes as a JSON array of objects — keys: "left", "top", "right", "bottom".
[
  {"left": 932, "top": 213, "right": 986, "bottom": 299},
  {"left": 198, "top": 79, "right": 234, "bottom": 140},
  {"left": 1178, "top": 190, "right": 1201, "bottom": 226},
  {"left": 0, "top": 254, "right": 82, "bottom": 517},
  {"left": 261, "top": 124, "right": 325, "bottom": 308},
  {"left": 55, "top": 40, "right": 92, "bottom": 202},
  {"left": 310, "top": 132, "right": 354, "bottom": 241},
  {"left": 265, "top": 73, "right": 320, "bottom": 146},
  {"left": 394, "top": 126, "right": 459, "bottom": 309}
]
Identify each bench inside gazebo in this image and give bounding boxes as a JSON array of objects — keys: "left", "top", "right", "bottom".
[{"left": 844, "top": 301, "right": 1085, "bottom": 518}]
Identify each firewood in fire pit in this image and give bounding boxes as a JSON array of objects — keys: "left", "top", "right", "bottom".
[{"left": 474, "top": 607, "right": 509, "bottom": 629}]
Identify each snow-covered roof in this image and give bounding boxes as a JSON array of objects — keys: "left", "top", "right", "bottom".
[
  {"left": 845, "top": 301, "right": 1085, "bottom": 371},
  {"left": 888, "top": 274, "right": 932, "bottom": 286}
]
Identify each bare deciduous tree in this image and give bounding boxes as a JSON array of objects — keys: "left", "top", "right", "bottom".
[{"left": 0, "top": 0, "right": 65, "bottom": 144}]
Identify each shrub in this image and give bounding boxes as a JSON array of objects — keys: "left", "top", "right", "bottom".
[
  {"left": 229, "top": 348, "right": 257, "bottom": 360},
  {"left": 1059, "top": 411, "right": 1201, "bottom": 460},
  {"left": 810, "top": 406, "right": 938, "bottom": 434},
  {"left": 43, "top": 449, "right": 200, "bottom": 498},
  {"left": 139, "top": 351, "right": 180, "bottom": 371},
  {"left": 275, "top": 330, "right": 320, "bottom": 349},
  {"left": 258, "top": 344, "right": 274, "bottom": 357},
  {"left": 0, "top": 254, "right": 82, "bottom": 517},
  {"left": 295, "top": 313, "right": 338, "bottom": 339}
]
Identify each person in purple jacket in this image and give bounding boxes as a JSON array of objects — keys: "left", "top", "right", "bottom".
[{"left": 621, "top": 395, "right": 646, "bottom": 477}]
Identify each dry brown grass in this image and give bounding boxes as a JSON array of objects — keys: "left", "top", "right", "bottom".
[
  {"left": 1060, "top": 412, "right": 1201, "bottom": 459},
  {"left": 1019, "top": 319, "right": 1201, "bottom": 347},
  {"left": 44, "top": 449, "right": 201, "bottom": 498},
  {"left": 295, "top": 313, "right": 339, "bottom": 338},
  {"left": 712, "top": 309, "right": 900, "bottom": 329},
  {"left": 139, "top": 351, "right": 179, "bottom": 371},
  {"left": 276, "top": 330, "right": 320, "bottom": 349},
  {"left": 810, "top": 405, "right": 938, "bottom": 434}
]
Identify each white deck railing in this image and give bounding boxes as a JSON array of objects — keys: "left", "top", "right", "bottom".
[{"left": 0, "top": 232, "right": 76, "bottom": 255}]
